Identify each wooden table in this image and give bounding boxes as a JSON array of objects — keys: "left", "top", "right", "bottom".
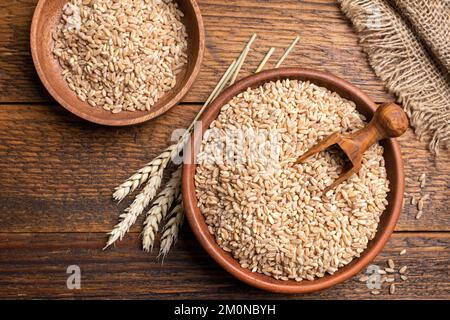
[{"left": 0, "top": 0, "right": 448, "bottom": 299}]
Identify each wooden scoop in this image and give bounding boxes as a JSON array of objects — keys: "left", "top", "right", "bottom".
[{"left": 296, "top": 102, "right": 408, "bottom": 193}]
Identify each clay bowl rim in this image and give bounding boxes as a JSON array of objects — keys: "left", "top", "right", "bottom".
[
  {"left": 30, "top": 0, "right": 205, "bottom": 126},
  {"left": 182, "top": 67, "right": 404, "bottom": 294}
]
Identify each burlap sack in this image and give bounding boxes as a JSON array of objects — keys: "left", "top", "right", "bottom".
[{"left": 339, "top": 0, "right": 449, "bottom": 154}]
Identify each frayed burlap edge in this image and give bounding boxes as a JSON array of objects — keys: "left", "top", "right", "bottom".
[{"left": 339, "top": 0, "right": 450, "bottom": 155}]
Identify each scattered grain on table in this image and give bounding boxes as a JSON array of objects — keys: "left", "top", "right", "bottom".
[
  {"left": 418, "top": 199, "right": 425, "bottom": 211},
  {"left": 387, "top": 259, "right": 395, "bottom": 269},
  {"left": 385, "top": 276, "right": 395, "bottom": 283},
  {"left": 389, "top": 283, "right": 396, "bottom": 294},
  {"left": 399, "top": 266, "right": 408, "bottom": 274},
  {"left": 359, "top": 275, "right": 369, "bottom": 282},
  {"left": 415, "top": 210, "right": 423, "bottom": 219},
  {"left": 419, "top": 173, "right": 426, "bottom": 188}
]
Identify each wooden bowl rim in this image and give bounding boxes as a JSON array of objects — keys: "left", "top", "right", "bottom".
[
  {"left": 182, "top": 68, "right": 404, "bottom": 293},
  {"left": 30, "top": 0, "right": 205, "bottom": 126}
]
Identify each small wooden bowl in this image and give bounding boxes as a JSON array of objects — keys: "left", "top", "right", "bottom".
[
  {"left": 182, "top": 68, "right": 404, "bottom": 293},
  {"left": 30, "top": 0, "right": 204, "bottom": 126}
]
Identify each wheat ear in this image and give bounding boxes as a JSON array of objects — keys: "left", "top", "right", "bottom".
[
  {"left": 142, "top": 167, "right": 182, "bottom": 252},
  {"left": 158, "top": 197, "right": 184, "bottom": 259},
  {"left": 105, "top": 156, "right": 172, "bottom": 248},
  {"left": 112, "top": 140, "right": 185, "bottom": 202},
  {"left": 229, "top": 33, "right": 257, "bottom": 84}
]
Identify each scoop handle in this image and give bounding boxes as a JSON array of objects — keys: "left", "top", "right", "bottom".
[
  {"left": 347, "top": 102, "right": 408, "bottom": 156},
  {"left": 371, "top": 102, "right": 409, "bottom": 139}
]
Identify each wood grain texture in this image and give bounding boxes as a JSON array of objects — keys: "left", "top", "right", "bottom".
[
  {"left": 0, "top": 0, "right": 448, "bottom": 300},
  {"left": 0, "top": 0, "right": 393, "bottom": 103},
  {"left": 0, "top": 232, "right": 448, "bottom": 299},
  {"left": 0, "top": 104, "right": 448, "bottom": 233}
]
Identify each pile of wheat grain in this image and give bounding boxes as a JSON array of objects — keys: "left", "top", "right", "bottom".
[
  {"left": 53, "top": 0, "right": 187, "bottom": 113},
  {"left": 195, "top": 79, "right": 389, "bottom": 281}
]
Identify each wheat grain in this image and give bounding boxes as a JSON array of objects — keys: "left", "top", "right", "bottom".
[
  {"left": 419, "top": 173, "right": 426, "bottom": 188},
  {"left": 399, "top": 249, "right": 407, "bottom": 255},
  {"left": 387, "top": 259, "right": 395, "bottom": 269},
  {"left": 195, "top": 80, "right": 389, "bottom": 281},
  {"left": 415, "top": 210, "right": 423, "bottom": 219},
  {"left": 418, "top": 199, "right": 424, "bottom": 211},
  {"left": 53, "top": 0, "right": 187, "bottom": 113},
  {"left": 158, "top": 198, "right": 184, "bottom": 258},
  {"left": 389, "top": 283, "right": 396, "bottom": 294},
  {"left": 385, "top": 276, "right": 395, "bottom": 283},
  {"left": 359, "top": 275, "right": 369, "bottom": 282},
  {"left": 142, "top": 167, "right": 182, "bottom": 252}
]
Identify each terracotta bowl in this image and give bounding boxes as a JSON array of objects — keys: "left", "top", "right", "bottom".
[
  {"left": 30, "top": 0, "right": 204, "bottom": 126},
  {"left": 182, "top": 68, "right": 404, "bottom": 293}
]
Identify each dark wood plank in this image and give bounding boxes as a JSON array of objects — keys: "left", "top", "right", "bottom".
[
  {"left": 0, "top": 104, "right": 448, "bottom": 233},
  {"left": 0, "top": 232, "right": 447, "bottom": 299},
  {"left": 0, "top": 0, "right": 393, "bottom": 103}
]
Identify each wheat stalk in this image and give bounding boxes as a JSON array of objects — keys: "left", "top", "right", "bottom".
[
  {"left": 184, "top": 60, "right": 238, "bottom": 135},
  {"left": 158, "top": 197, "right": 184, "bottom": 259},
  {"left": 256, "top": 47, "right": 275, "bottom": 73},
  {"left": 229, "top": 33, "right": 257, "bottom": 84},
  {"left": 275, "top": 35, "right": 300, "bottom": 68},
  {"left": 142, "top": 167, "right": 182, "bottom": 252},
  {"left": 105, "top": 150, "right": 174, "bottom": 248},
  {"left": 112, "top": 140, "right": 185, "bottom": 202}
]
